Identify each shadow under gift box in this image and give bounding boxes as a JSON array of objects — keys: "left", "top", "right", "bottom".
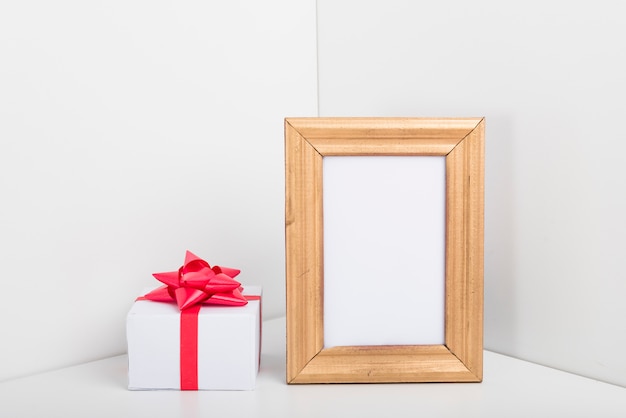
[{"left": 126, "top": 286, "right": 262, "bottom": 390}]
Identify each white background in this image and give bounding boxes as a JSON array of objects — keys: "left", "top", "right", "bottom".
[
  {"left": 1, "top": 0, "right": 625, "bottom": 389},
  {"left": 317, "top": 0, "right": 626, "bottom": 387},
  {"left": 323, "top": 156, "right": 445, "bottom": 347},
  {"left": 0, "top": 0, "right": 317, "bottom": 381}
]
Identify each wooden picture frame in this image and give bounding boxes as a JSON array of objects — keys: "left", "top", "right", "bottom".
[{"left": 285, "top": 117, "right": 484, "bottom": 384}]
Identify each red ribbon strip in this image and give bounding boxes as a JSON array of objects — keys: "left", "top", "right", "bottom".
[
  {"left": 180, "top": 304, "right": 201, "bottom": 390},
  {"left": 179, "top": 295, "right": 261, "bottom": 390}
]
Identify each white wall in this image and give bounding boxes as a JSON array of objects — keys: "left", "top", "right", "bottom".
[
  {"left": 2, "top": 0, "right": 625, "bottom": 389},
  {"left": 317, "top": 0, "right": 626, "bottom": 387},
  {"left": 0, "top": 1, "right": 317, "bottom": 381}
]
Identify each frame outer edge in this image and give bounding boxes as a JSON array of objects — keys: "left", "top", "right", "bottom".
[
  {"left": 466, "top": 118, "right": 485, "bottom": 380},
  {"left": 285, "top": 120, "right": 324, "bottom": 383},
  {"left": 444, "top": 118, "right": 484, "bottom": 381},
  {"left": 286, "top": 117, "right": 484, "bottom": 383}
]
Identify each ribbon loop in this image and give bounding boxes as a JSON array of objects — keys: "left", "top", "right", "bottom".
[{"left": 142, "top": 250, "right": 248, "bottom": 310}]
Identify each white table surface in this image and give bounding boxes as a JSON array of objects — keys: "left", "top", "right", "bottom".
[{"left": 1, "top": 316, "right": 625, "bottom": 418}]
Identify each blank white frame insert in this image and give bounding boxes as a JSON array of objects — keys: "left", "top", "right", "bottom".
[{"left": 323, "top": 156, "right": 446, "bottom": 347}]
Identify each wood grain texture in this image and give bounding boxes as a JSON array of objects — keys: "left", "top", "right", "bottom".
[
  {"left": 285, "top": 117, "right": 484, "bottom": 384},
  {"left": 288, "top": 117, "right": 482, "bottom": 156},
  {"left": 285, "top": 121, "right": 324, "bottom": 383},
  {"left": 445, "top": 119, "right": 485, "bottom": 381},
  {"left": 291, "top": 345, "right": 479, "bottom": 384}
]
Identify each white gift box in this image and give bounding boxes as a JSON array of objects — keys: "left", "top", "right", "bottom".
[{"left": 127, "top": 286, "right": 261, "bottom": 390}]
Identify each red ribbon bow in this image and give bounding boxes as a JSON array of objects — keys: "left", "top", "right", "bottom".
[{"left": 141, "top": 250, "right": 248, "bottom": 310}]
